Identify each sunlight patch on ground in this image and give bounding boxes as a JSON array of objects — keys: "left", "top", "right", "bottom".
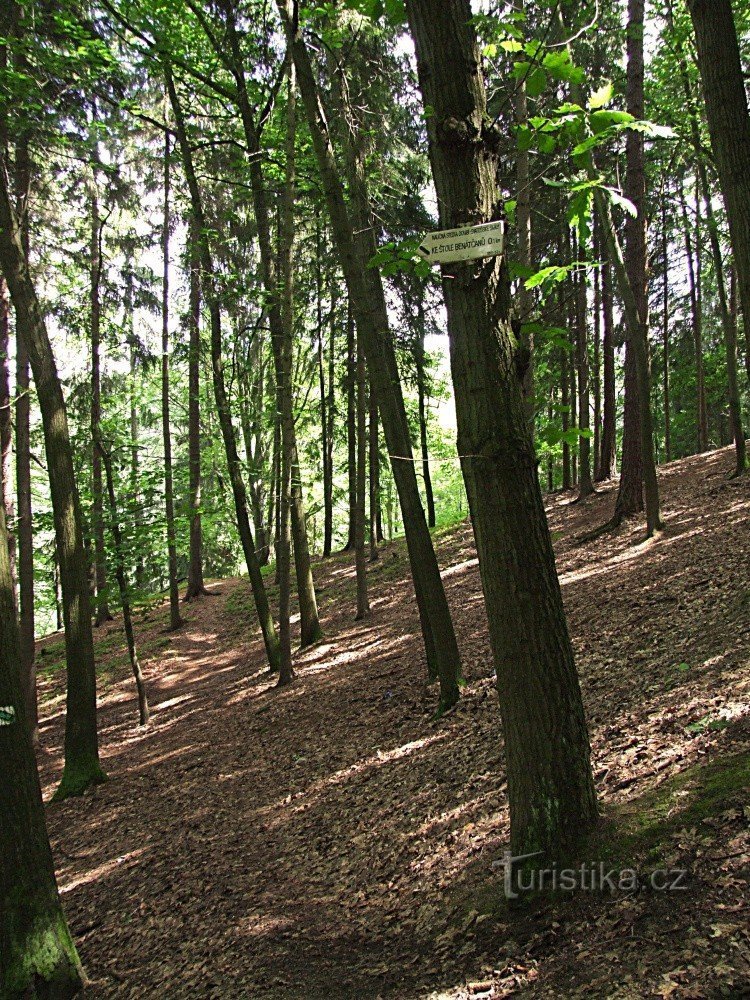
[{"left": 59, "top": 848, "right": 146, "bottom": 895}]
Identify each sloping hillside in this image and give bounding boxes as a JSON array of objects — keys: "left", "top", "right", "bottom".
[{"left": 36, "top": 447, "right": 750, "bottom": 998}]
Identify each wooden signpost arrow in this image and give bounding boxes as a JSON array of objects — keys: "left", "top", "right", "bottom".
[{"left": 417, "top": 220, "right": 505, "bottom": 265}]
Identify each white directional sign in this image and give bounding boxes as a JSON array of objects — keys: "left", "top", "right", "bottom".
[{"left": 417, "top": 220, "right": 505, "bottom": 265}]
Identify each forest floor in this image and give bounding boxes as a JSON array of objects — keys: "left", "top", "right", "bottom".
[{"left": 36, "top": 446, "right": 749, "bottom": 999}]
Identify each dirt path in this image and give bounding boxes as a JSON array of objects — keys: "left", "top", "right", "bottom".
[{"left": 37, "top": 447, "right": 749, "bottom": 998}]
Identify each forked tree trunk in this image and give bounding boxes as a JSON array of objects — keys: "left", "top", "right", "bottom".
[
  {"left": 0, "top": 499, "right": 84, "bottom": 998},
  {"left": 0, "top": 166, "right": 105, "bottom": 800},
  {"left": 407, "top": 0, "right": 597, "bottom": 856},
  {"left": 282, "top": 4, "right": 461, "bottom": 710},
  {"left": 167, "top": 65, "right": 280, "bottom": 672},
  {"left": 161, "top": 129, "right": 183, "bottom": 629}
]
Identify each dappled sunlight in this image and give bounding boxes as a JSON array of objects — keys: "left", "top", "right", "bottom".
[{"left": 59, "top": 848, "right": 147, "bottom": 896}]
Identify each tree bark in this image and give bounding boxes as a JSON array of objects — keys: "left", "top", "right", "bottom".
[
  {"left": 89, "top": 169, "right": 112, "bottom": 626},
  {"left": 406, "top": 0, "right": 597, "bottom": 856},
  {"left": 355, "top": 332, "right": 369, "bottom": 619},
  {"left": 0, "top": 165, "right": 105, "bottom": 800},
  {"left": 282, "top": 5, "right": 462, "bottom": 710},
  {"left": 276, "top": 46, "right": 296, "bottom": 685},
  {"left": 344, "top": 299, "right": 356, "bottom": 551},
  {"left": 415, "top": 302, "right": 436, "bottom": 528},
  {"left": 597, "top": 214, "right": 617, "bottom": 481},
  {"left": 687, "top": 0, "right": 750, "bottom": 456},
  {"left": 184, "top": 216, "right": 208, "bottom": 600},
  {"left": 0, "top": 498, "right": 84, "bottom": 998},
  {"left": 98, "top": 438, "right": 149, "bottom": 725},
  {"left": 368, "top": 379, "right": 381, "bottom": 558},
  {"left": 662, "top": 197, "right": 671, "bottom": 464},
  {"left": 574, "top": 232, "right": 594, "bottom": 498},
  {"left": 14, "top": 137, "right": 35, "bottom": 740},
  {"left": 161, "top": 129, "right": 183, "bottom": 629},
  {"left": 167, "top": 65, "right": 280, "bottom": 672},
  {"left": 220, "top": 2, "right": 322, "bottom": 648},
  {"left": 680, "top": 179, "right": 709, "bottom": 453}
]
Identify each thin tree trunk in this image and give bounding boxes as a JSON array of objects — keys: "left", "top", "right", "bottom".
[
  {"left": 184, "top": 216, "right": 208, "bottom": 599},
  {"left": 14, "top": 137, "right": 35, "bottom": 739},
  {"left": 0, "top": 165, "right": 105, "bottom": 800},
  {"left": 662, "top": 197, "right": 671, "bottom": 463},
  {"left": 344, "top": 299, "right": 356, "bottom": 552},
  {"left": 98, "top": 439, "right": 149, "bottom": 724},
  {"left": 514, "top": 0, "right": 534, "bottom": 426},
  {"left": 592, "top": 228, "right": 602, "bottom": 479},
  {"left": 167, "top": 64, "right": 280, "bottom": 672},
  {"left": 317, "top": 223, "right": 333, "bottom": 557},
  {"left": 574, "top": 232, "right": 594, "bottom": 498},
  {"left": 368, "top": 379, "right": 380, "bottom": 559},
  {"left": 598, "top": 218, "right": 617, "bottom": 480},
  {"left": 0, "top": 497, "right": 84, "bottom": 997},
  {"left": 161, "top": 128, "right": 183, "bottom": 629},
  {"left": 407, "top": 0, "right": 597, "bottom": 856},
  {"left": 283, "top": 8, "right": 461, "bottom": 709},
  {"left": 89, "top": 169, "right": 112, "bottom": 626},
  {"left": 221, "top": 3, "right": 321, "bottom": 647},
  {"left": 276, "top": 47, "right": 296, "bottom": 685},
  {"left": 126, "top": 273, "right": 145, "bottom": 592},
  {"left": 355, "top": 332, "right": 369, "bottom": 619},
  {"left": 680, "top": 180, "right": 709, "bottom": 452},
  {"left": 415, "top": 311, "right": 436, "bottom": 528}
]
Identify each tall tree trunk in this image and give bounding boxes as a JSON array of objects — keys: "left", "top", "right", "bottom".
[
  {"left": 184, "top": 216, "right": 208, "bottom": 599},
  {"left": 368, "top": 380, "right": 380, "bottom": 559},
  {"left": 355, "top": 332, "right": 369, "bottom": 619},
  {"left": 514, "top": 0, "right": 534, "bottom": 425},
  {"left": 89, "top": 172, "right": 111, "bottom": 626},
  {"left": 680, "top": 180, "right": 709, "bottom": 452},
  {"left": 415, "top": 301, "right": 436, "bottom": 528},
  {"left": 282, "top": 7, "right": 462, "bottom": 710},
  {"left": 574, "top": 233, "right": 594, "bottom": 498},
  {"left": 662, "top": 197, "right": 671, "bottom": 463},
  {"left": 0, "top": 166, "right": 105, "bottom": 800},
  {"left": 344, "top": 300, "right": 356, "bottom": 551},
  {"left": 0, "top": 498, "right": 84, "bottom": 998},
  {"left": 0, "top": 276, "right": 16, "bottom": 593},
  {"left": 221, "top": 3, "right": 321, "bottom": 647},
  {"left": 15, "top": 137, "right": 35, "bottom": 739},
  {"left": 126, "top": 273, "right": 145, "bottom": 592},
  {"left": 167, "top": 65, "right": 280, "bottom": 672},
  {"left": 593, "top": 229, "right": 602, "bottom": 480},
  {"left": 406, "top": 0, "right": 597, "bottom": 856},
  {"left": 616, "top": 0, "right": 661, "bottom": 533},
  {"left": 597, "top": 213, "right": 617, "bottom": 481},
  {"left": 98, "top": 439, "right": 149, "bottom": 725},
  {"left": 276, "top": 47, "right": 296, "bottom": 685},
  {"left": 161, "top": 129, "right": 183, "bottom": 629},
  {"left": 687, "top": 0, "right": 750, "bottom": 452},
  {"left": 317, "top": 224, "right": 333, "bottom": 557}
]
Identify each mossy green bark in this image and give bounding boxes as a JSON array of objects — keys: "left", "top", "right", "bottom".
[
  {"left": 52, "top": 752, "right": 107, "bottom": 802},
  {"left": 3, "top": 907, "right": 83, "bottom": 998}
]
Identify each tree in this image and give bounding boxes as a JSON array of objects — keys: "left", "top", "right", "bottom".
[
  {"left": 280, "top": 2, "right": 462, "bottom": 712},
  {"left": 687, "top": 0, "right": 750, "bottom": 466},
  {"left": 0, "top": 165, "right": 106, "bottom": 800},
  {"left": 406, "top": 0, "right": 597, "bottom": 856},
  {"left": 0, "top": 498, "right": 84, "bottom": 998}
]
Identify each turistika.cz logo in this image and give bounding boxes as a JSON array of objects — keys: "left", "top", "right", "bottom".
[{"left": 497, "top": 851, "right": 689, "bottom": 899}]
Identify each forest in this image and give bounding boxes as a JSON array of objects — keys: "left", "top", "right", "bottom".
[{"left": 0, "top": 0, "right": 749, "bottom": 996}]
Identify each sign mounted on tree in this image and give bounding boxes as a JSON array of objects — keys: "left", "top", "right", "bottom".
[{"left": 417, "top": 220, "right": 505, "bottom": 265}]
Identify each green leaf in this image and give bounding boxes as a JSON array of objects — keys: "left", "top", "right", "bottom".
[
  {"left": 605, "top": 187, "right": 638, "bottom": 218},
  {"left": 588, "top": 82, "right": 614, "bottom": 109},
  {"left": 525, "top": 66, "right": 548, "bottom": 98}
]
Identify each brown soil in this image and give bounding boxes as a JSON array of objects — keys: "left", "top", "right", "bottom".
[{"left": 37, "top": 446, "right": 749, "bottom": 998}]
